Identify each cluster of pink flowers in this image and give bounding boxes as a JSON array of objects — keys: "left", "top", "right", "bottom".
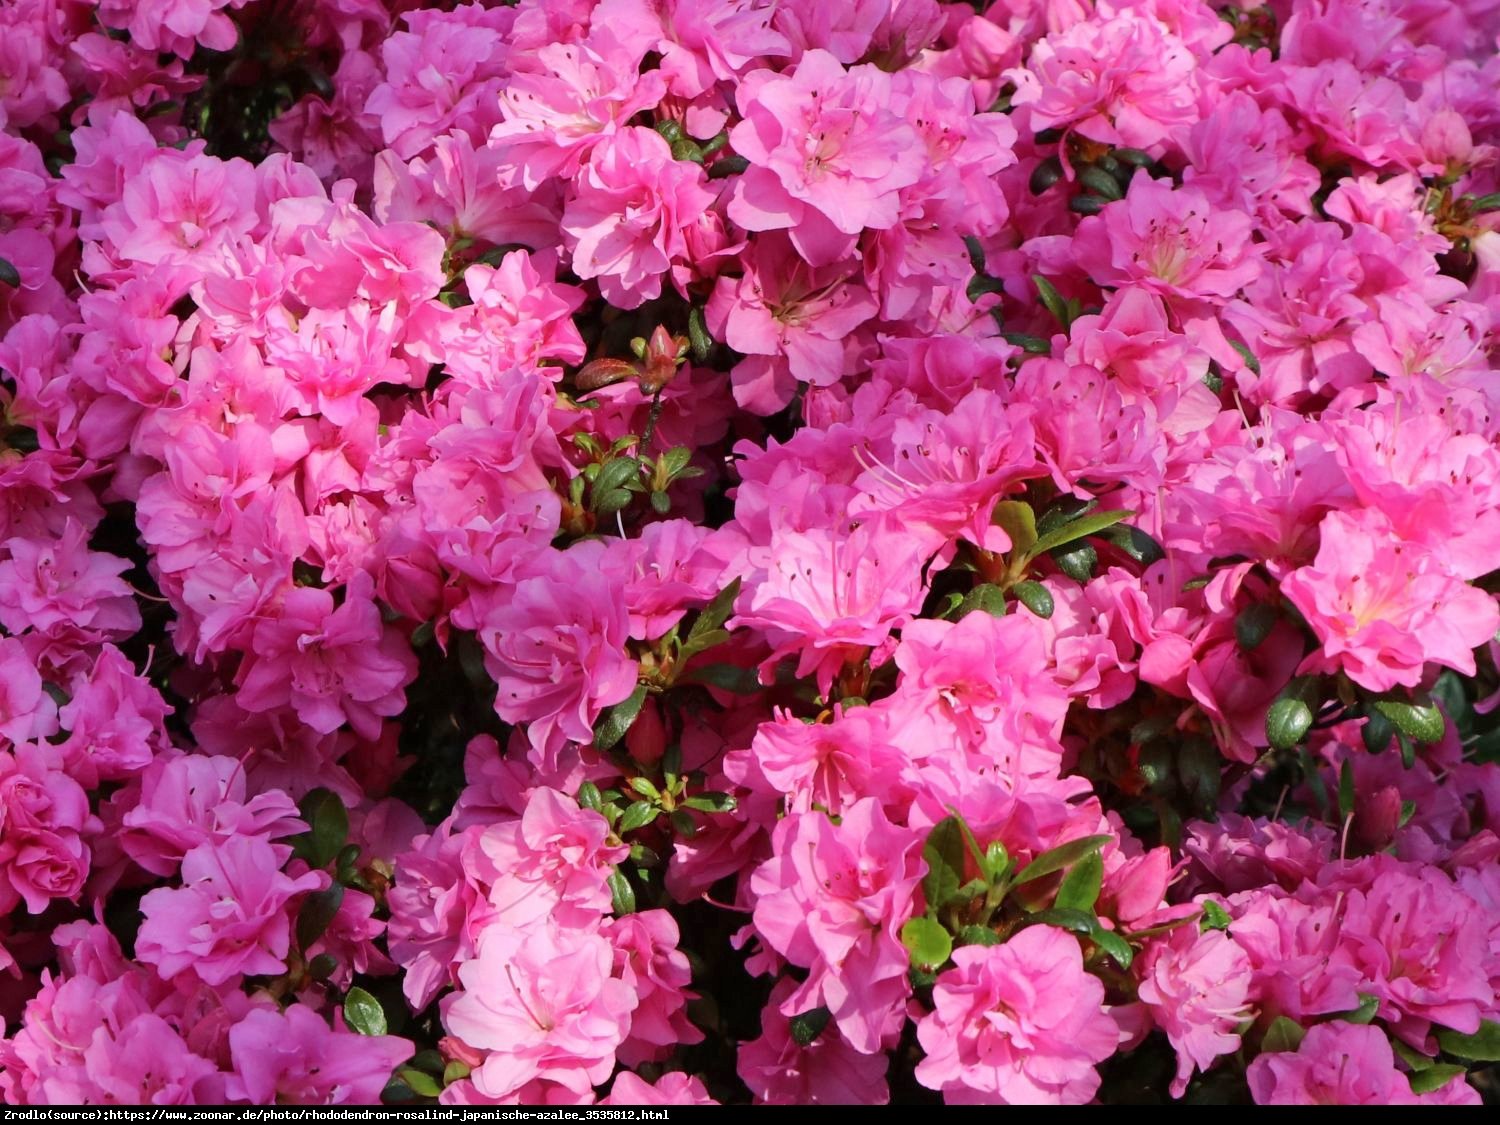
[{"left": 1, "top": 0, "right": 1500, "bottom": 1107}]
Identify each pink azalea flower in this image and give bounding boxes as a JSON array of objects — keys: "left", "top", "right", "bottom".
[
  {"left": 1137, "top": 925, "right": 1253, "bottom": 1096},
  {"left": 444, "top": 920, "right": 638, "bottom": 1101},
  {"left": 458, "top": 542, "right": 637, "bottom": 761},
  {"left": 227, "top": 1004, "right": 413, "bottom": 1104},
  {"left": 1248, "top": 1022, "right": 1480, "bottom": 1105},
  {"left": 749, "top": 799, "right": 923, "bottom": 1053},
  {"left": 1007, "top": 11, "right": 1202, "bottom": 149},
  {"left": 0, "top": 521, "right": 140, "bottom": 641},
  {"left": 737, "top": 979, "right": 890, "bottom": 1105},
  {"left": 1071, "top": 178, "right": 1262, "bottom": 304},
  {"left": 136, "top": 835, "right": 322, "bottom": 985},
  {"left": 727, "top": 50, "right": 924, "bottom": 264},
  {"left": 562, "top": 126, "right": 720, "bottom": 309},
  {"left": 235, "top": 572, "right": 418, "bottom": 739},
  {"left": 914, "top": 926, "right": 1121, "bottom": 1104},
  {"left": 1280, "top": 510, "right": 1500, "bottom": 692}
]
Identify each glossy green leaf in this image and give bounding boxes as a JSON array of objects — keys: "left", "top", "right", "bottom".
[
  {"left": 901, "top": 916, "right": 954, "bottom": 970},
  {"left": 296, "top": 884, "right": 344, "bottom": 952},
  {"left": 1053, "top": 850, "right": 1103, "bottom": 912},
  {"left": 344, "top": 987, "right": 387, "bottom": 1036},
  {"left": 1437, "top": 1019, "right": 1500, "bottom": 1061},
  {"left": 1261, "top": 1016, "right": 1305, "bottom": 1054},
  {"left": 290, "top": 788, "right": 349, "bottom": 869},
  {"left": 1012, "top": 580, "right": 1054, "bottom": 619},
  {"left": 1373, "top": 699, "right": 1446, "bottom": 744},
  {"left": 1013, "top": 835, "right": 1112, "bottom": 886},
  {"left": 1266, "top": 698, "right": 1314, "bottom": 750},
  {"left": 1027, "top": 510, "right": 1134, "bottom": 559},
  {"left": 790, "top": 1007, "right": 831, "bottom": 1047},
  {"left": 593, "top": 684, "right": 647, "bottom": 750},
  {"left": 608, "top": 869, "right": 637, "bottom": 914},
  {"left": 922, "top": 816, "right": 967, "bottom": 913}
]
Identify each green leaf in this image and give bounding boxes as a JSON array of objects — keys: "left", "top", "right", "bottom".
[
  {"left": 594, "top": 488, "right": 633, "bottom": 516},
  {"left": 399, "top": 1068, "right": 442, "bottom": 1098},
  {"left": 1029, "top": 156, "right": 1063, "bottom": 196},
  {"left": 682, "top": 791, "right": 736, "bottom": 814},
  {"left": 1100, "top": 524, "right": 1166, "bottom": 566},
  {"left": 1090, "top": 926, "right": 1134, "bottom": 970},
  {"left": 1228, "top": 338, "right": 1261, "bottom": 375},
  {"left": 1261, "top": 1016, "right": 1306, "bottom": 1054},
  {"left": 901, "top": 916, "right": 954, "bottom": 970},
  {"left": 789, "top": 1007, "right": 831, "bottom": 1047},
  {"left": 1012, "top": 581, "right": 1054, "bottom": 619},
  {"left": 682, "top": 663, "right": 761, "bottom": 693},
  {"left": 1409, "top": 1064, "right": 1467, "bottom": 1095},
  {"left": 922, "top": 816, "right": 967, "bottom": 914},
  {"left": 577, "top": 781, "right": 603, "bottom": 812},
  {"left": 1034, "top": 275, "right": 1073, "bottom": 329},
  {"left": 1051, "top": 542, "right": 1097, "bottom": 582},
  {"left": 687, "top": 306, "right": 713, "bottom": 362},
  {"left": 1235, "top": 604, "right": 1277, "bottom": 651},
  {"left": 1078, "top": 164, "right": 1124, "bottom": 201},
  {"left": 1471, "top": 192, "right": 1500, "bottom": 213},
  {"left": 594, "top": 683, "right": 647, "bottom": 750},
  {"left": 685, "top": 577, "right": 741, "bottom": 649},
  {"left": 1392, "top": 1037, "right": 1436, "bottom": 1072},
  {"left": 592, "top": 455, "right": 641, "bottom": 500},
  {"left": 1362, "top": 709, "right": 1395, "bottom": 754},
  {"left": 344, "top": 987, "right": 388, "bottom": 1036},
  {"left": 290, "top": 788, "right": 349, "bottom": 869},
  {"left": 670, "top": 808, "right": 698, "bottom": 837},
  {"left": 1338, "top": 993, "right": 1380, "bottom": 1025},
  {"left": 618, "top": 801, "right": 660, "bottom": 833},
  {"left": 1069, "top": 193, "right": 1107, "bottom": 216},
  {"left": 707, "top": 154, "right": 749, "bottom": 179},
  {"left": 296, "top": 884, "right": 345, "bottom": 952},
  {"left": 1372, "top": 699, "right": 1446, "bottom": 744},
  {"left": 1266, "top": 698, "right": 1314, "bottom": 750},
  {"left": 608, "top": 869, "right": 637, "bottom": 914},
  {"left": 963, "top": 235, "right": 987, "bottom": 274},
  {"left": 308, "top": 953, "right": 338, "bottom": 980},
  {"left": 1003, "top": 331, "right": 1052, "bottom": 354},
  {"left": 0, "top": 258, "right": 18, "bottom": 289},
  {"left": 442, "top": 1061, "right": 471, "bottom": 1086},
  {"left": 1054, "top": 850, "right": 1103, "bottom": 912},
  {"left": 955, "top": 924, "right": 1003, "bottom": 948},
  {"left": 1398, "top": 731, "right": 1415, "bottom": 769},
  {"left": 1199, "top": 900, "right": 1232, "bottom": 932},
  {"left": 1437, "top": 1019, "right": 1500, "bottom": 1061},
  {"left": 954, "top": 583, "right": 1009, "bottom": 620},
  {"left": 1023, "top": 907, "right": 1096, "bottom": 934},
  {"left": 1014, "top": 835, "right": 1113, "bottom": 885},
  {"left": 649, "top": 490, "right": 671, "bottom": 514},
  {"left": 1027, "top": 509, "right": 1134, "bottom": 559},
  {"left": 628, "top": 776, "right": 661, "bottom": 800},
  {"left": 1337, "top": 759, "right": 1356, "bottom": 820},
  {"left": 991, "top": 499, "right": 1038, "bottom": 555}
]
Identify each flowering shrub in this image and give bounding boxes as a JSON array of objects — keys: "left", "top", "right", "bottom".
[{"left": 2, "top": 0, "right": 1500, "bottom": 1108}]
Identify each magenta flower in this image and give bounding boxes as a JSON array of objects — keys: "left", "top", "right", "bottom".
[
  {"left": 914, "top": 926, "right": 1121, "bottom": 1104},
  {"left": 750, "top": 799, "right": 923, "bottom": 1053},
  {"left": 727, "top": 50, "right": 924, "bottom": 264},
  {"left": 236, "top": 572, "right": 418, "bottom": 739},
  {"left": 1137, "top": 925, "right": 1253, "bottom": 1096},
  {"left": 1249, "top": 1022, "right": 1479, "bottom": 1105},
  {"left": 136, "top": 835, "right": 322, "bottom": 985},
  {"left": 444, "top": 920, "right": 638, "bottom": 1101},
  {"left": 562, "top": 127, "right": 720, "bottom": 309}
]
